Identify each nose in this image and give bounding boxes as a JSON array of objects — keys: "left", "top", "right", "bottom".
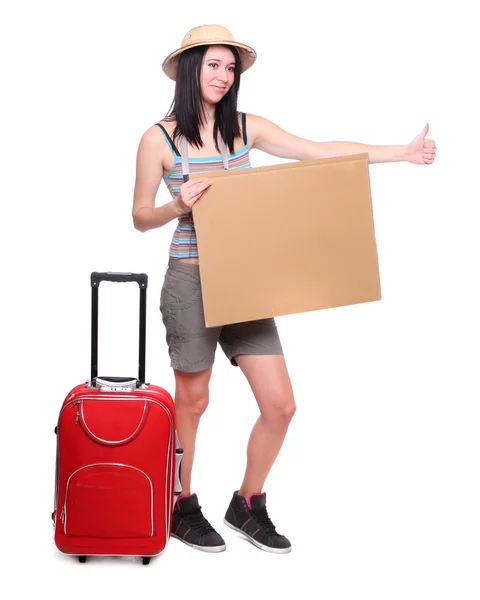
[{"left": 216, "top": 68, "right": 228, "bottom": 83}]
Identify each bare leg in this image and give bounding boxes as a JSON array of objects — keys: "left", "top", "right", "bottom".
[
  {"left": 234, "top": 355, "right": 296, "bottom": 499},
  {"left": 174, "top": 367, "right": 212, "bottom": 496}
]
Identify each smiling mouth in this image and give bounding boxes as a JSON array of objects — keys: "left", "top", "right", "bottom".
[{"left": 212, "top": 86, "right": 226, "bottom": 91}]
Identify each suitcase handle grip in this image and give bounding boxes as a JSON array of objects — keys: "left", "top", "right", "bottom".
[
  {"left": 94, "top": 377, "right": 139, "bottom": 391},
  {"left": 91, "top": 272, "right": 148, "bottom": 288}
]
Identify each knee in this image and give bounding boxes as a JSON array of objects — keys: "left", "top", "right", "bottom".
[
  {"left": 176, "top": 388, "right": 209, "bottom": 418},
  {"left": 174, "top": 371, "right": 210, "bottom": 417},
  {"left": 263, "top": 397, "right": 296, "bottom": 428},
  {"left": 282, "top": 400, "right": 297, "bottom": 424}
]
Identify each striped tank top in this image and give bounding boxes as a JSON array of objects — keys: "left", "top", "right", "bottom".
[{"left": 156, "top": 113, "right": 251, "bottom": 260}]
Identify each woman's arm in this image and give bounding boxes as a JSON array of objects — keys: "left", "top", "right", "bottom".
[
  {"left": 132, "top": 126, "right": 214, "bottom": 232},
  {"left": 132, "top": 126, "right": 183, "bottom": 232},
  {"left": 247, "top": 114, "right": 436, "bottom": 165}
]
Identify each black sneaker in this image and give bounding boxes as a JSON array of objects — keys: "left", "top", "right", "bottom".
[
  {"left": 171, "top": 493, "right": 226, "bottom": 553},
  {"left": 224, "top": 491, "right": 291, "bottom": 554}
]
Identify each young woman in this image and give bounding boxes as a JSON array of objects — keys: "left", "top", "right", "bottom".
[{"left": 132, "top": 24, "right": 436, "bottom": 554}]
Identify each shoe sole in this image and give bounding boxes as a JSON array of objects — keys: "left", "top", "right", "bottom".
[
  {"left": 170, "top": 532, "right": 226, "bottom": 553},
  {"left": 223, "top": 519, "right": 292, "bottom": 554}
]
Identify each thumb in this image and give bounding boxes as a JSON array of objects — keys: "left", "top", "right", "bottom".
[{"left": 420, "top": 122, "right": 429, "bottom": 138}]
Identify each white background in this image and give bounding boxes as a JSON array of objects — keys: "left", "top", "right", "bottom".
[{"left": 1, "top": 0, "right": 479, "bottom": 598}]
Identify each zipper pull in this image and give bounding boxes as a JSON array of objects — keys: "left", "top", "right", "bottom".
[
  {"left": 60, "top": 507, "right": 65, "bottom": 524},
  {"left": 76, "top": 410, "right": 80, "bottom": 425}
]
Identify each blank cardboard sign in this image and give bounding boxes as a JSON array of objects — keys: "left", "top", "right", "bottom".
[{"left": 191, "top": 153, "right": 381, "bottom": 327}]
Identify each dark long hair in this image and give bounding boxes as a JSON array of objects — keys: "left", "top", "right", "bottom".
[{"left": 164, "top": 45, "right": 242, "bottom": 154}]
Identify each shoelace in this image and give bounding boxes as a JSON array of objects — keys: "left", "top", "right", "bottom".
[
  {"left": 182, "top": 507, "right": 215, "bottom": 535},
  {"left": 251, "top": 506, "right": 277, "bottom": 535}
]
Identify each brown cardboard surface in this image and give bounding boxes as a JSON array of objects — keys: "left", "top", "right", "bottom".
[{"left": 191, "top": 153, "right": 381, "bottom": 327}]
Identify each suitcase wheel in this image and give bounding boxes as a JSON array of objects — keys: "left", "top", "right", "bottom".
[
  {"left": 78, "top": 556, "right": 87, "bottom": 563},
  {"left": 142, "top": 557, "right": 150, "bottom": 565}
]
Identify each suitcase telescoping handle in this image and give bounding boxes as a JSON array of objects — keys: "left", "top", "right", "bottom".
[
  {"left": 90, "top": 272, "right": 148, "bottom": 386},
  {"left": 91, "top": 272, "right": 148, "bottom": 287}
]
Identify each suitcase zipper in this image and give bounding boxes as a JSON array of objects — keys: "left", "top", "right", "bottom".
[{"left": 60, "top": 395, "right": 172, "bottom": 419}]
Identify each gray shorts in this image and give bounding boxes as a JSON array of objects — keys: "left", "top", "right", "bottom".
[{"left": 160, "top": 260, "right": 283, "bottom": 373}]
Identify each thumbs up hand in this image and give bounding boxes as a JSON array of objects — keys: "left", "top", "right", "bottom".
[{"left": 406, "top": 123, "right": 437, "bottom": 165}]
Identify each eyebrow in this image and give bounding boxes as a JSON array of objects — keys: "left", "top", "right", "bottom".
[{"left": 206, "top": 57, "right": 236, "bottom": 65}]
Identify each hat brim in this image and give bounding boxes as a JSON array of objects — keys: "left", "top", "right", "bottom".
[{"left": 162, "top": 40, "right": 257, "bottom": 81}]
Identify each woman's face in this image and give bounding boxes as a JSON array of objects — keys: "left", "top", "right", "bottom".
[{"left": 200, "top": 45, "right": 236, "bottom": 106}]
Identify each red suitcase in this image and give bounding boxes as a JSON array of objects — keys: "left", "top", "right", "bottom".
[{"left": 53, "top": 272, "right": 182, "bottom": 564}]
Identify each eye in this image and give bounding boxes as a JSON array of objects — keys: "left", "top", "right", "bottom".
[
  {"left": 228, "top": 66, "right": 235, "bottom": 72},
  {"left": 208, "top": 62, "right": 218, "bottom": 68}
]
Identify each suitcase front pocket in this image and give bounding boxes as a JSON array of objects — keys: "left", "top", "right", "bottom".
[{"left": 63, "top": 464, "right": 153, "bottom": 538}]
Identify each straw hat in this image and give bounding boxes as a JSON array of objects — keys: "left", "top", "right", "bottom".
[{"left": 162, "top": 24, "right": 257, "bottom": 81}]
